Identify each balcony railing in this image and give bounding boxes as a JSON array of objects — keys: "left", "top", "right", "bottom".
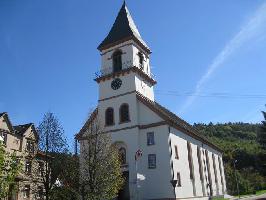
[{"left": 95, "top": 60, "right": 155, "bottom": 79}]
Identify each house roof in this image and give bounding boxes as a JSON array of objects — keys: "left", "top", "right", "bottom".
[
  {"left": 0, "top": 112, "right": 7, "bottom": 118},
  {"left": 75, "top": 108, "right": 98, "bottom": 140},
  {"left": 75, "top": 92, "right": 221, "bottom": 152},
  {"left": 14, "top": 123, "right": 33, "bottom": 136},
  {"left": 0, "top": 112, "right": 14, "bottom": 132},
  {"left": 97, "top": 1, "right": 150, "bottom": 53},
  {"left": 136, "top": 92, "right": 222, "bottom": 152}
]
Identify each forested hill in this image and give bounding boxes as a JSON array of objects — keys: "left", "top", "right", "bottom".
[{"left": 194, "top": 122, "right": 266, "bottom": 195}]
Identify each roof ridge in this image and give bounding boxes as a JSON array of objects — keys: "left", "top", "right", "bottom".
[{"left": 14, "top": 123, "right": 33, "bottom": 127}]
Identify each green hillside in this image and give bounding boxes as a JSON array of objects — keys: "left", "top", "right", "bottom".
[{"left": 194, "top": 122, "right": 266, "bottom": 195}]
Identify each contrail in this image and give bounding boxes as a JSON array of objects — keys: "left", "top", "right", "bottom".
[{"left": 178, "top": 2, "right": 266, "bottom": 115}]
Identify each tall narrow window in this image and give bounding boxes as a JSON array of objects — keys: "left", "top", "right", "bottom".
[
  {"left": 119, "top": 147, "right": 127, "bottom": 165},
  {"left": 176, "top": 172, "right": 182, "bottom": 187},
  {"left": 218, "top": 157, "right": 225, "bottom": 194},
  {"left": 174, "top": 145, "right": 179, "bottom": 159},
  {"left": 26, "top": 140, "right": 35, "bottom": 153},
  {"left": 147, "top": 132, "right": 155, "bottom": 145},
  {"left": 148, "top": 154, "right": 156, "bottom": 169},
  {"left": 205, "top": 150, "right": 213, "bottom": 196},
  {"left": 25, "top": 160, "right": 32, "bottom": 174},
  {"left": 187, "top": 142, "right": 194, "bottom": 180},
  {"left": 187, "top": 142, "right": 196, "bottom": 196},
  {"left": 38, "top": 161, "right": 44, "bottom": 176},
  {"left": 212, "top": 154, "right": 219, "bottom": 195},
  {"left": 105, "top": 107, "right": 114, "bottom": 126},
  {"left": 113, "top": 50, "right": 122, "bottom": 72},
  {"left": 120, "top": 104, "right": 130, "bottom": 123},
  {"left": 197, "top": 147, "right": 206, "bottom": 196}
]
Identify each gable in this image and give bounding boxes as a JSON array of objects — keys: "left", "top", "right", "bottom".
[
  {"left": 14, "top": 123, "right": 38, "bottom": 141},
  {"left": 137, "top": 99, "right": 164, "bottom": 125},
  {"left": 0, "top": 113, "right": 14, "bottom": 132},
  {"left": 23, "top": 124, "right": 39, "bottom": 141},
  {"left": 76, "top": 108, "right": 98, "bottom": 140}
]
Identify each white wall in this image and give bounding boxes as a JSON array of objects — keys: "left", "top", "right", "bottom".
[{"left": 169, "top": 127, "right": 226, "bottom": 199}]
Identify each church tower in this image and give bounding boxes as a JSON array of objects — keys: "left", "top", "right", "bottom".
[{"left": 95, "top": 1, "right": 156, "bottom": 103}]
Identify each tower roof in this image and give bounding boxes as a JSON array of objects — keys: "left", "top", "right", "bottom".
[{"left": 98, "top": 2, "right": 150, "bottom": 53}]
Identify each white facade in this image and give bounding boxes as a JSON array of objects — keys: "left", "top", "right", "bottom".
[{"left": 78, "top": 2, "right": 227, "bottom": 200}]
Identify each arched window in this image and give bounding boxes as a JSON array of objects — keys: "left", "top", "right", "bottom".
[
  {"left": 112, "top": 50, "right": 122, "bottom": 73},
  {"left": 120, "top": 104, "right": 130, "bottom": 123},
  {"left": 105, "top": 107, "right": 114, "bottom": 126},
  {"left": 119, "top": 147, "right": 126, "bottom": 165},
  {"left": 138, "top": 52, "right": 144, "bottom": 69}
]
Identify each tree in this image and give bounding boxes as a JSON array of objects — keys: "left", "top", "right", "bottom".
[
  {"left": 79, "top": 115, "right": 124, "bottom": 200},
  {"left": 258, "top": 107, "right": 266, "bottom": 149},
  {"left": 0, "top": 140, "right": 21, "bottom": 198},
  {"left": 49, "top": 153, "right": 80, "bottom": 200},
  {"left": 37, "top": 112, "right": 68, "bottom": 200}
]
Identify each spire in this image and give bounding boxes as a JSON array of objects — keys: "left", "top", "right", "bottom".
[{"left": 98, "top": 2, "right": 150, "bottom": 53}]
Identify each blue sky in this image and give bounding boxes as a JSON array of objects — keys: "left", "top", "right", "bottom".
[{"left": 1, "top": 0, "right": 266, "bottom": 145}]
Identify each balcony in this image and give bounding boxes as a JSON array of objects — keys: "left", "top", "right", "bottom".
[{"left": 94, "top": 60, "right": 156, "bottom": 85}]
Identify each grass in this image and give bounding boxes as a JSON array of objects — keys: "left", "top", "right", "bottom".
[
  {"left": 211, "top": 190, "right": 266, "bottom": 200},
  {"left": 256, "top": 189, "right": 266, "bottom": 196}
]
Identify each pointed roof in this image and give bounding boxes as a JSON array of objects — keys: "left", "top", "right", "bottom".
[
  {"left": 14, "top": 123, "right": 33, "bottom": 136},
  {"left": 98, "top": 2, "right": 150, "bottom": 53}
]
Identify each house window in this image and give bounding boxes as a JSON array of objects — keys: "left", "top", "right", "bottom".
[
  {"left": 119, "top": 147, "right": 126, "bottom": 165},
  {"left": 147, "top": 132, "right": 155, "bottom": 145},
  {"left": 148, "top": 154, "right": 156, "bottom": 169},
  {"left": 113, "top": 50, "right": 122, "bottom": 72},
  {"left": 120, "top": 104, "right": 130, "bottom": 123},
  {"left": 25, "top": 160, "right": 32, "bottom": 174},
  {"left": 105, "top": 107, "right": 114, "bottom": 126},
  {"left": 24, "top": 185, "right": 30, "bottom": 198},
  {"left": 174, "top": 145, "right": 179, "bottom": 159},
  {"left": 36, "top": 186, "right": 43, "bottom": 199},
  {"left": 176, "top": 172, "right": 181, "bottom": 187},
  {"left": 26, "top": 140, "right": 35, "bottom": 153},
  {"left": 38, "top": 161, "right": 44, "bottom": 176},
  {"left": 0, "top": 132, "right": 7, "bottom": 145}
]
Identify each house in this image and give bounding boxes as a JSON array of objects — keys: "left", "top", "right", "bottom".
[
  {"left": 0, "top": 112, "right": 45, "bottom": 200},
  {"left": 77, "top": 2, "right": 227, "bottom": 200}
]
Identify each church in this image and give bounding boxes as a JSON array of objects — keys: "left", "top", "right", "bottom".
[{"left": 77, "top": 2, "right": 226, "bottom": 200}]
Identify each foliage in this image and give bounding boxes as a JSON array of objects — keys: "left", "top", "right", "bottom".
[
  {"left": 0, "top": 143, "right": 21, "bottom": 198},
  {"left": 258, "top": 108, "right": 266, "bottom": 149},
  {"left": 194, "top": 121, "right": 266, "bottom": 195},
  {"left": 38, "top": 112, "right": 68, "bottom": 153},
  {"left": 37, "top": 112, "right": 68, "bottom": 200},
  {"left": 49, "top": 153, "right": 80, "bottom": 200},
  {"left": 79, "top": 116, "right": 124, "bottom": 200}
]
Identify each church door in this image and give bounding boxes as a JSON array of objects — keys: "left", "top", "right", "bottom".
[{"left": 117, "top": 171, "right": 130, "bottom": 200}]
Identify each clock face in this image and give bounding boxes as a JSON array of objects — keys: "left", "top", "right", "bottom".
[{"left": 111, "top": 78, "right": 122, "bottom": 90}]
